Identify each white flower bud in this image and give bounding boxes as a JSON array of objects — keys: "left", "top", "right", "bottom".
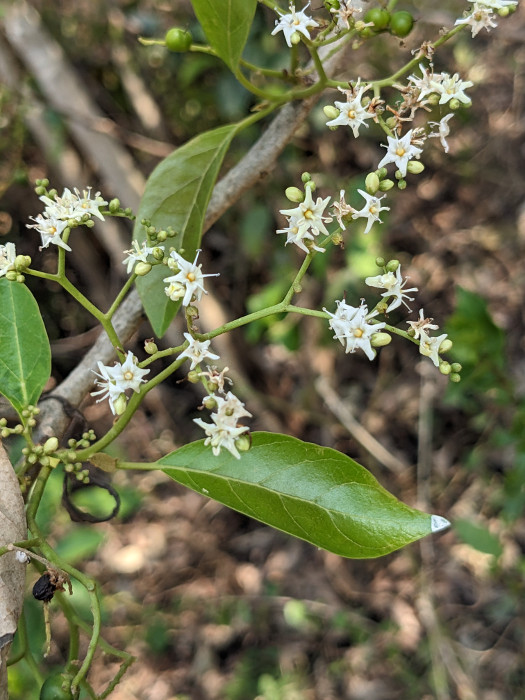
[
  {"left": 285, "top": 187, "right": 305, "bottom": 203},
  {"left": 365, "top": 172, "right": 380, "bottom": 194}
]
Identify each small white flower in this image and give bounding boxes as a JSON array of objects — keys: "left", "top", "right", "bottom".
[
  {"left": 326, "top": 83, "right": 374, "bottom": 138},
  {"left": 163, "top": 249, "right": 218, "bottom": 307},
  {"left": 377, "top": 129, "right": 424, "bottom": 178},
  {"left": 193, "top": 416, "right": 249, "bottom": 459},
  {"left": 408, "top": 64, "right": 443, "bottom": 102},
  {"left": 0, "top": 242, "right": 16, "bottom": 277},
  {"left": 40, "top": 187, "right": 107, "bottom": 222},
  {"left": 365, "top": 265, "right": 418, "bottom": 312},
  {"left": 271, "top": 2, "right": 319, "bottom": 47},
  {"left": 407, "top": 308, "right": 439, "bottom": 340},
  {"left": 419, "top": 330, "right": 448, "bottom": 367},
  {"left": 276, "top": 215, "right": 325, "bottom": 254},
  {"left": 330, "top": 0, "right": 362, "bottom": 30},
  {"left": 91, "top": 361, "right": 126, "bottom": 414},
  {"left": 111, "top": 350, "right": 150, "bottom": 393},
  {"left": 197, "top": 366, "right": 232, "bottom": 393},
  {"left": 324, "top": 299, "right": 385, "bottom": 360},
  {"left": 332, "top": 190, "right": 356, "bottom": 230},
  {"left": 212, "top": 391, "right": 252, "bottom": 422},
  {"left": 178, "top": 333, "right": 220, "bottom": 371},
  {"left": 279, "top": 187, "right": 332, "bottom": 238},
  {"left": 432, "top": 72, "right": 473, "bottom": 105},
  {"left": 72, "top": 187, "right": 108, "bottom": 220},
  {"left": 27, "top": 214, "right": 71, "bottom": 251},
  {"left": 122, "top": 240, "right": 159, "bottom": 274},
  {"left": 428, "top": 113, "right": 454, "bottom": 153},
  {"left": 351, "top": 189, "right": 390, "bottom": 234}
]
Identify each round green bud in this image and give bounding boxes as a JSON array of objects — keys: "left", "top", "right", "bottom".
[
  {"left": 39, "top": 456, "right": 50, "bottom": 467},
  {"left": 203, "top": 396, "right": 217, "bottom": 411},
  {"left": 16, "top": 274, "right": 25, "bottom": 283},
  {"left": 39, "top": 673, "right": 73, "bottom": 700},
  {"left": 397, "top": 179, "right": 407, "bottom": 190},
  {"left": 186, "top": 305, "right": 199, "bottom": 319},
  {"left": 114, "top": 394, "right": 128, "bottom": 416},
  {"left": 386, "top": 259, "right": 399, "bottom": 272},
  {"left": 152, "top": 247, "right": 164, "bottom": 260},
  {"left": 290, "top": 31, "right": 302, "bottom": 45},
  {"left": 375, "top": 256, "right": 386, "bottom": 268},
  {"left": 407, "top": 160, "right": 425, "bottom": 175},
  {"left": 427, "top": 93, "right": 440, "bottom": 106},
  {"left": 5, "top": 271, "right": 17, "bottom": 281},
  {"left": 357, "top": 25, "right": 376, "bottom": 38},
  {"left": 1, "top": 429, "right": 9, "bottom": 438},
  {"left": 365, "top": 172, "right": 380, "bottom": 195},
  {"left": 364, "top": 8, "right": 390, "bottom": 31},
  {"left": 27, "top": 453, "right": 38, "bottom": 465},
  {"left": 67, "top": 451, "right": 77, "bottom": 462},
  {"left": 134, "top": 262, "right": 152, "bottom": 276},
  {"left": 305, "top": 179, "right": 316, "bottom": 191},
  {"left": 165, "top": 27, "right": 192, "bottom": 53},
  {"left": 498, "top": 7, "right": 510, "bottom": 16},
  {"left": 187, "top": 370, "right": 201, "bottom": 384},
  {"left": 65, "top": 463, "right": 74, "bottom": 472},
  {"left": 14, "top": 255, "right": 29, "bottom": 270},
  {"left": 27, "top": 417, "right": 36, "bottom": 427},
  {"left": 375, "top": 167, "right": 388, "bottom": 179},
  {"left": 157, "top": 230, "right": 168, "bottom": 242},
  {"left": 449, "top": 98, "right": 465, "bottom": 111},
  {"left": 450, "top": 362, "right": 462, "bottom": 373},
  {"left": 43, "top": 437, "right": 59, "bottom": 454},
  {"left": 439, "top": 361, "right": 451, "bottom": 375},
  {"left": 108, "top": 198, "right": 121, "bottom": 213},
  {"left": 323, "top": 105, "right": 340, "bottom": 121},
  {"left": 379, "top": 179, "right": 395, "bottom": 191},
  {"left": 439, "top": 338, "right": 453, "bottom": 353},
  {"left": 389, "top": 10, "right": 414, "bottom": 37},
  {"left": 35, "top": 186, "right": 46, "bottom": 196},
  {"left": 449, "top": 373, "right": 461, "bottom": 383},
  {"left": 235, "top": 433, "right": 252, "bottom": 453},
  {"left": 371, "top": 332, "right": 392, "bottom": 347},
  {"left": 385, "top": 116, "right": 398, "bottom": 129},
  {"left": 285, "top": 187, "right": 305, "bottom": 203},
  {"left": 144, "top": 340, "right": 158, "bottom": 355},
  {"left": 301, "top": 172, "right": 312, "bottom": 183}
]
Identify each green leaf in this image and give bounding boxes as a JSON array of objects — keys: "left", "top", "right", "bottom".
[
  {"left": 0, "top": 280, "right": 51, "bottom": 417},
  {"left": 453, "top": 519, "right": 503, "bottom": 557},
  {"left": 191, "top": 0, "right": 257, "bottom": 70},
  {"left": 160, "top": 432, "right": 447, "bottom": 558},
  {"left": 134, "top": 123, "right": 239, "bottom": 337}
]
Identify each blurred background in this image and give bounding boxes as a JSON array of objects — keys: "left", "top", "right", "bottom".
[{"left": 1, "top": 1, "right": 524, "bottom": 698}]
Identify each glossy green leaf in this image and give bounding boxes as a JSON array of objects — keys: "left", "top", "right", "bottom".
[
  {"left": 134, "top": 123, "right": 239, "bottom": 336},
  {"left": 0, "top": 280, "right": 51, "bottom": 417},
  {"left": 191, "top": 0, "right": 257, "bottom": 70},
  {"left": 160, "top": 432, "right": 448, "bottom": 558}
]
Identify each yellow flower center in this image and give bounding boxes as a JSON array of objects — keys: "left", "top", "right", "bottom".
[
  {"left": 396, "top": 146, "right": 406, "bottom": 157},
  {"left": 186, "top": 272, "right": 196, "bottom": 282},
  {"left": 348, "top": 109, "right": 356, "bottom": 119},
  {"left": 354, "top": 328, "right": 364, "bottom": 338},
  {"left": 304, "top": 209, "right": 314, "bottom": 220},
  {"left": 123, "top": 370, "right": 134, "bottom": 381},
  {"left": 291, "top": 226, "right": 299, "bottom": 234},
  {"left": 369, "top": 205, "right": 377, "bottom": 215}
]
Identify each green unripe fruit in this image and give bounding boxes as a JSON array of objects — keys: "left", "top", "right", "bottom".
[
  {"left": 385, "top": 116, "right": 398, "bottom": 129},
  {"left": 390, "top": 11, "right": 414, "bottom": 37},
  {"left": 364, "top": 8, "right": 390, "bottom": 31},
  {"left": 165, "top": 27, "right": 192, "bottom": 53},
  {"left": 39, "top": 673, "right": 73, "bottom": 700},
  {"left": 144, "top": 340, "right": 158, "bottom": 355},
  {"left": 358, "top": 26, "right": 376, "bottom": 38}
]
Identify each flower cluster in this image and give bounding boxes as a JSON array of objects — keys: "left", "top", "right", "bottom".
[
  {"left": 123, "top": 240, "right": 163, "bottom": 275},
  {"left": 0, "top": 242, "right": 16, "bottom": 277},
  {"left": 27, "top": 187, "right": 108, "bottom": 252},
  {"left": 455, "top": 0, "right": 517, "bottom": 37},
  {"left": 324, "top": 299, "right": 385, "bottom": 361},
  {"left": 277, "top": 186, "right": 332, "bottom": 254},
  {"left": 163, "top": 249, "right": 218, "bottom": 306},
  {"left": 271, "top": 2, "right": 319, "bottom": 47},
  {"left": 407, "top": 309, "right": 449, "bottom": 367},
  {"left": 91, "top": 351, "right": 150, "bottom": 415},
  {"left": 365, "top": 264, "right": 418, "bottom": 313},
  {"left": 194, "top": 390, "right": 252, "bottom": 460}
]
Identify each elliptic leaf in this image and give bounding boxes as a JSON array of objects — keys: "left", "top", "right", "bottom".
[
  {"left": 0, "top": 280, "right": 51, "bottom": 417},
  {"left": 191, "top": 0, "right": 257, "bottom": 70},
  {"left": 160, "top": 432, "right": 450, "bottom": 559},
  {"left": 133, "top": 123, "right": 239, "bottom": 336}
]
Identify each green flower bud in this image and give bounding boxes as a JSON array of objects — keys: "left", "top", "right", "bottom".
[
  {"left": 134, "top": 262, "right": 152, "bottom": 276},
  {"left": 67, "top": 451, "right": 77, "bottom": 462},
  {"left": 65, "top": 463, "right": 74, "bottom": 472},
  {"left": 365, "top": 172, "right": 380, "bottom": 195},
  {"left": 16, "top": 274, "right": 25, "bottom": 283},
  {"left": 305, "top": 180, "right": 316, "bottom": 191},
  {"left": 157, "top": 230, "right": 168, "bottom": 242},
  {"left": 439, "top": 361, "right": 451, "bottom": 375},
  {"left": 379, "top": 179, "right": 395, "bottom": 191},
  {"left": 290, "top": 31, "right": 302, "bottom": 45},
  {"left": 186, "top": 305, "right": 199, "bottom": 319},
  {"left": 1, "top": 429, "right": 9, "bottom": 438},
  {"left": 109, "top": 198, "right": 121, "bottom": 213},
  {"left": 43, "top": 437, "right": 59, "bottom": 454},
  {"left": 439, "top": 338, "right": 453, "bottom": 353},
  {"left": 323, "top": 105, "right": 340, "bottom": 120},
  {"left": 450, "top": 362, "right": 462, "bottom": 373},
  {"left": 397, "top": 179, "right": 407, "bottom": 190},
  {"left": 144, "top": 340, "right": 158, "bottom": 355},
  {"left": 152, "top": 247, "right": 164, "bottom": 260},
  {"left": 187, "top": 370, "right": 201, "bottom": 384},
  {"left": 114, "top": 394, "right": 128, "bottom": 416},
  {"left": 449, "top": 98, "right": 462, "bottom": 110},
  {"left": 375, "top": 256, "right": 386, "bottom": 267},
  {"left": 285, "top": 187, "right": 305, "bottom": 203},
  {"left": 34, "top": 186, "right": 46, "bottom": 196},
  {"left": 385, "top": 116, "right": 398, "bottom": 129},
  {"left": 203, "top": 396, "right": 217, "bottom": 410},
  {"left": 27, "top": 453, "right": 38, "bottom": 465},
  {"left": 498, "top": 6, "right": 510, "bottom": 16},
  {"left": 301, "top": 172, "right": 312, "bottom": 183},
  {"left": 235, "top": 433, "right": 252, "bottom": 453},
  {"left": 407, "top": 160, "right": 425, "bottom": 175},
  {"left": 449, "top": 373, "right": 461, "bottom": 383},
  {"left": 39, "top": 455, "right": 50, "bottom": 467},
  {"left": 5, "top": 271, "right": 17, "bottom": 281},
  {"left": 386, "top": 259, "right": 399, "bottom": 272},
  {"left": 371, "top": 332, "right": 392, "bottom": 347},
  {"left": 427, "top": 93, "right": 440, "bottom": 106},
  {"left": 375, "top": 167, "right": 388, "bottom": 180}
]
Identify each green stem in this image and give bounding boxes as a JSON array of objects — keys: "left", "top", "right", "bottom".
[
  {"left": 104, "top": 273, "right": 137, "bottom": 321},
  {"left": 15, "top": 610, "right": 44, "bottom": 683}
]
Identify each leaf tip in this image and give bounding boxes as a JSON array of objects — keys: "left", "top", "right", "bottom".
[{"left": 431, "top": 514, "right": 451, "bottom": 533}]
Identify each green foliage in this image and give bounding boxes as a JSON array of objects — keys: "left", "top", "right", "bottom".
[
  {"left": 134, "top": 123, "right": 240, "bottom": 336},
  {"left": 0, "top": 279, "right": 51, "bottom": 417},
  {"left": 453, "top": 519, "right": 503, "bottom": 558},
  {"left": 160, "top": 432, "right": 438, "bottom": 558},
  {"left": 191, "top": 0, "right": 257, "bottom": 70}
]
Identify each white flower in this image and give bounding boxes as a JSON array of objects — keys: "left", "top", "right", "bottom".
[
  {"left": 163, "top": 249, "right": 218, "bottom": 307},
  {"left": 326, "top": 83, "right": 374, "bottom": 137},
  {"left": 365, "top": 265, "right": 418, "bottom": 312},
  {"left": 40, "top": 187, "right": 107, "bottom": 222},
  {"left": 277, "top": 187, "right": 332, "bottom": 254},
  {"left": 193, "top": 416, "right": 249, "bottom": 459},
  {"left": 110, "top": 350, "right": 150, "bottom": 393},
  {"left": 428, "top": 114, "right": 454, "bottom": 153},
  {"left": 475, "top": 0, "right": 517, "bottom": 8},
  {"left": 330, "top": 0, "right": 362, "bottom": 30},
  {"left": 211, "top": 391, "right": 252, "bottom": 422},
  {"left": 407, "top": 308, "right": 439, "bottom": 340},
  {"left": 271, "top": 2, "right": 319, "bottom": 47},
  {"left": 276, "top": 215, "right": 325, "bottom": 254},
  {"left": 418, "top": 330, "right": 448, "bottom": 367},
  {"left": 91, "top": 361, "right": 126, "bottom": 414},
  {"left": 178, "top": 333, "right": 220, "bottom": 370},
  {"left": 0, "top": 242, "right": 16, "bottom": 277},
  {"left": 351, "top": 189, "right": 390, "bottom": 234},
  {"left": 332, "top": 190, "right": 355, "bottom": 230},
  {"left": 71, "top": 187, "right": 108, "bottom": 220},
  {"left": 455, "top": 4, "right": 498, "bottom": 36},
  {"left": 197, "top": 366, "right": 232, "bottom": 393},
  {"left": 432, "top": 72, "right": 473, "bottom": 105},
  {"left": 27, "top": 214, "right": 71, "bottom": 251},
  {"left": 408, "top": 64, "right": 443, "bottom": 102},
  {"left": 324, "top": 299, "right": 385, "bottom": 360},
  {"left": 123, "top": 240, "right": 159, "bottom": 274},
  {"left": 377, "top": 129, "right": 424, "bottom": 177}
]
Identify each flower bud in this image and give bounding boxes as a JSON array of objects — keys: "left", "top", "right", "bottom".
[
  {"left": 144, "top": 340, "right": 158, "bottom": 355},
  {"left": 375, "top": 167, "right": 388, "bottom": 180},
  {"left": 439, "top": 338, "right": 453, "bottom": 353},
  {"left": 386, "top": 259, "right": 399, "bottom": 272},
  {"left": 323, "top": 105, "right": 340, "bottom": 121},
  {"left": 39, "top": 455, "right": 50, "bottom": 467},
  {"left": 290, "top": 31, "right": 302, "bottom": 45},
  {"left": 43, "top": 437, "right": 59, "bottom": 454},
  {"left": 365, "top": 172, "right": 380, "bottom": 194},
  {"left": 16, "top": 274, "right": 25, "bottom": 283},
  {"left": 235, "top": 433, "right": 252, "bottom": 453},
  {"left": 450, "top": 362, "right": 462, "bottom": 373},
  {"left": 14, "top": 255, "right": 29, "bottom": 271},
  {"left": 449, "top": 373, "right": 461, "bottom": 383},
  {"left": 186, "top": 305, "right": 199, "bottom": 319},
  {"left": 134, "top": 262, "right": 152, "bottom": 276},
  {"left": 371, "top": 332, "right": 392, "bottom": 347},
  {"left": 157, "top": 230, "right": 168, "bottom": 242},
  {"left": 449, "top": 98, "right": 462, "bottom": 111},
  {"left": 109, "top": 198, "right": 121, "bottom": 213},
  {"left": 427, "top": 93, "right": 440, "bottom": 105},
  {"left": 385, "top": 117, "right": 398, "bottom": 129},
  {"left": 375, "top": 256, "right": 386, "bottom": 267},
  {"left": 285, "top": 187, "right": 305, "bottom": 203},
  {"left": 301, "top": 172, "right": 312, "bottom": 183},
  {"left": 498, "top": 6, "right": 510, "bottom": 15},
  {"left": 379, "top": 179, "right": 395, "bottom": 191},
  {"left": 439, "top": 361, "right": 451, "bottom": 375},
  {"left": 332, "top": 232, "right": 344, "bottom": 246},
  {"left": 397, "top": 179, "right": 407, "bottom": 190},
  {"left": 152, "top": 247, "right": 164, "bottom": 260},
  {"left": 407, "top": 160, "right": 425, "bottom": 175},
  {"left": 114, "top": 394, "right": 128, "bottom": 416},
  {"left": 187, "top": 370, "right": 201, "bottom": 384},
  {"left": 203, "top": 396, "right": 217, "bottom": 410},
  {"left": 5, "top": 271, "right": 17, "bottom": 281}
]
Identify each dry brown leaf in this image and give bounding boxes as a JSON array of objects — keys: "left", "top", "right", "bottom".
[{"left": 0, "top": 442, "right": 27, "bottom": 696}]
